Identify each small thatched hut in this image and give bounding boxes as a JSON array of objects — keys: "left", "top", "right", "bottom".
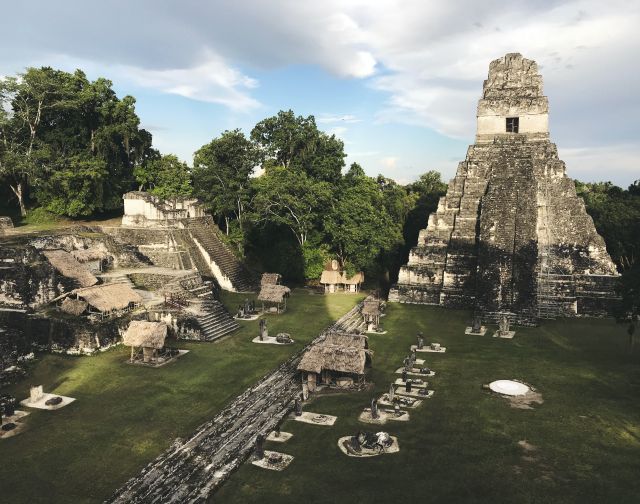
[
  {"left": 319, "top": 260, "right": 364, "bottom": 293},
  {"left": 343, "top": 271, "right": 364, "bottom": 293},
  {"left": 43, "top": 249, "right": 98, "bottom": 287},
  {"left": 362, "top": 299, "right": 381, "bottom": 331},
  {"left": 261, "top": 273, "right": 281, "bottom": 286},
  {"left": 73, "top": 283, "right": 143, "bottom": 318},
  {"left": 298, "top": 332, "right": 372, "bottom": 391},
  {"left": 258, "top": 284, "right": 291, "bottom": 313},
  {"left": 122, "top": 321, "right": 168, "bottom": 363}
]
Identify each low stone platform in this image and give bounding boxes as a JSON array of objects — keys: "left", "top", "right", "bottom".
[
  {"left": 252, "top": 336, "right": 294, "bottom": 345},
  {"left": 0, "top": 410, "right": 29, "bottom": 439},
  {"left": 338, "top": 436, "right": 400, "bottom": 457},
  {"left": 251, "top": 450, "right": 294, "bottom": 471},
  {"left": 266, "top": 431, "right": 293, "bottom": 443},
  {"left": 411, "top": 345, "right": 447, "bottom": 353},
  {"left": 394, "top": 367, "right": 435, "bottom": 377},
  {"left": 394, "top": 378, "right": 428, "bottom": 388},
  {"left": 394, "top": 387, "right": 434, "bottom": 399},
  {"left": 465, "top": 326, "right": 488, "bottom": 336},
  {"left": 366, "top": 330, "right": 387, "bottom": 335},
  {"left": 358, "top": 408, "right": 410, "bottom": 425},
  {"left": 234, "top": 314, "right": 260, "bottom": 321},
  {"left": 292, "top": 411, "right": 337, "bottom": 426},
  {"left": 378, "top": 394, "right": 423, "bottom": 409},
  {"left": 20, "top": 393, "right": 76, "bottom": 410},
  {"left": 493, "top": 330, "right": 516, "bottom": 339},
  {"left": 128, "top": 350, "right": 189, "bottom": 368}
]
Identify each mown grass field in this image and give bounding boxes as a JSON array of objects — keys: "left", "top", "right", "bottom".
[
  {"left": 217, "top": 304, "right": 640, "bottom": 504},
  {"left": 0, "top": 289, "right": 364, "bottom": 504}
]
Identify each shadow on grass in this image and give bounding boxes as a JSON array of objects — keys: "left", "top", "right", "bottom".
[{"left": 0, "top": 288, "right": 364, "bottom": 504}]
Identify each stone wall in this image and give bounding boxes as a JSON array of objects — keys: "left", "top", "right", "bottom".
[{"left": 390, "top": 53, "right": 619, "bottom": 322}]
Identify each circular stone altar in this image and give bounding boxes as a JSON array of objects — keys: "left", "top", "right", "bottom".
[{"left": 489, "top": 380, "right": 530, "bottom": 396}]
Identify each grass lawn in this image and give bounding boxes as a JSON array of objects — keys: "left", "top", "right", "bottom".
[
  {"left": 216, "top": 304, "right": 640, "bottom": 504},
  {"left": 0, "top": 289, "right": 364, "bottom": 504}
]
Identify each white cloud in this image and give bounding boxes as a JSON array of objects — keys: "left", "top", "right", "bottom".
[
  {"left": 380, "top": 156, "right": 398, "bottom": 170},
  {"left": 125, "top": 52, "right": 260, "bottom": 111},
  {"left": 559, "top": 144, "right": 640, "bottom": 186},
  {"left": 316, "top": 114, "right": 362, "bottom": 124},
  {"left": 328, "top": 126, "right": 348, "bottom": 137}
]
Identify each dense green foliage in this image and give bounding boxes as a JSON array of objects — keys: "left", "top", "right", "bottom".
[
  {"left": 192, "top": 129, "right": 259, "bottom": 239},
  {"left": 0, "top": 67, "right": 153, "bottom": 216},
  {"left": 576, "top": 180, "right": 640, "bottom": 316}
]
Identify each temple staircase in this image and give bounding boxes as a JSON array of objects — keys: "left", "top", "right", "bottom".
[
  {"left": 192, "top": 297, "right": 239, "bottom": 341},
  {"left": 184, "top": 218, "right": 257, "bottom": 293}
]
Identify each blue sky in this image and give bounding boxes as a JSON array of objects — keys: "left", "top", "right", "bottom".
[{"left": 1, "top": 0, "right": 639, "bottom": 186}]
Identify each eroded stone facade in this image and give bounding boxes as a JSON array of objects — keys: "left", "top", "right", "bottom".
[{"left": 390, "top": 53, "right": 619, "bottom": 323}]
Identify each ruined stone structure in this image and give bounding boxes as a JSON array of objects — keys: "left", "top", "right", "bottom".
[
  {"left": 122, "top": 191, "right": 205, "bottom": 227},
  {"left": 390, "top": 53, "right": 619, "bottom": 323},
  {"left": 120, "top": 192, "right": 256, "bottom": 292}
]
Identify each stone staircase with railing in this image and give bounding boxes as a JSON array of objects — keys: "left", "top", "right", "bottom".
[{"left": 183, "top": 218, "right": 257, "bottom": 293}]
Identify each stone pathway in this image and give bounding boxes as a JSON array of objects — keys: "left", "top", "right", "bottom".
[{"left": 107, "top": 300, "right": 365, "bottom": 504}]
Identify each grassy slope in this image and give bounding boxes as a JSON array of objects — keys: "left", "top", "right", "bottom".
[
  {"left": 0, "top": 290, "right": 364, "bottom": 504},
  {"left": 217, "top": 304, "right": 640, "bottom": 504}
]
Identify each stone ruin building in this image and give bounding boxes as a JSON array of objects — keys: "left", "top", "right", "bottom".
[
  {"left": 390, "top": 53, "right": 619, "bottom": 324},
  {"left": 0, "top": 191, "right": 260, "bottom": 371}
]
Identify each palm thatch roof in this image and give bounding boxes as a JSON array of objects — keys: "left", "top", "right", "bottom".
[
  {"left": 297, "top": 344, "right": 367, "bottom": 375},
  {"left": 261, "top": 273, "right": 281, "bottom": 286},
  {"left": 344, "top": 272, "right": 365, "bottom": 285},
  {"left": 43, "top": 249, "right": 98, "bottom": 287},
  {"left": 258, "top": 284, "right": 291, "bottom": 303},
  {"left": 60, "top": 298, "right": 88, "bottom": 316},
  {"left": 122, "top": 321, "right": 167, "bottom": 349},
  {"left": 362, "top": 300, "right": 381, "bottom": 317},
  {"left": 320, "top": 270, "right": 344, "bottom": 284},
  {"left": 74, "top": 283, "right": 143, "bottom": 312},
  {"left": 319, "top": 270, "right": 364, "bottom": 285},
  {"left": 324, "top": 332, "right": 369, "bottom": 349}
]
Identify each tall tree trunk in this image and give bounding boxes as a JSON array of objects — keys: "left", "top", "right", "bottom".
[{"left": 10, "top": 182, "right": 26, "bottom": 217}]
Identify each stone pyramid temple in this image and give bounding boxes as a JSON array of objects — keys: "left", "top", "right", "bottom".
[{"left": 389, "top": 53, "right": 619, "bottom": 324}]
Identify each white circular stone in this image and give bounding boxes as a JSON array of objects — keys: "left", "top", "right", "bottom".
[{"left": 489, "top": 380, "right": 530, "bottom": 396}]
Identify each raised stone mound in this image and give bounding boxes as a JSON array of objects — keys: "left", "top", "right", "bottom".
[{"left": 390, "top": 53, "right": 619, "bottom": 323}]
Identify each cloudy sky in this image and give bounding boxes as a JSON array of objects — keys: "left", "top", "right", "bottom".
[{"left": 2, "top": 0, "right": 638, "bottom": 186}]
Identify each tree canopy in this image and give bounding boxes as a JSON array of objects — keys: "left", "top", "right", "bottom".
[{"left": 0, "top": 67, "right": 152, "bottom": 216}]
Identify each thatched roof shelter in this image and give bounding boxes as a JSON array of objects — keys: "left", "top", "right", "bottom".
[
  {"left": 258, "top": 284, "right": 291, "bottom": 304},
  {"left": 319, "top": 267, "right": 364, "bottom": 292},
  {"left": 362, "top": 300, "right": 381, "bottom": 317},
  {"left": 344, "top": 272, "right": 365, "bottom": 285},
  {"left": 297, "top": 344, "right": 367, "bottom": 375},
  {"left": 122, "top": 321, "right": 167, "bottom": 349},
  {"left": 60, "top": 298, "right": 88, "bottom": 316},
  {"left": 261, "top": 273, "right": 281, "bottom": 286},
  {"left": 324, "top": 332, "right": 369, "bottom": 349},
  {"left": 320, "top": 270, "right": 344, "bottom": 285},
  {"left": 74, "top": 283, "right": 143, "bottom": 313},
  {"left": 43, "top": 249, "right": 98, "bottom": 287}
]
